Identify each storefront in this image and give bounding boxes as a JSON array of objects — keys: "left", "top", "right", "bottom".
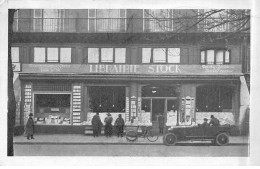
[{"left": 18, "top": 64, "right": 242, "bottom": 133}]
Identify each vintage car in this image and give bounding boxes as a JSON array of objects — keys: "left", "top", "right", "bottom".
[{"left": 163, "top": 125, "right": 234, "bottom": 146}]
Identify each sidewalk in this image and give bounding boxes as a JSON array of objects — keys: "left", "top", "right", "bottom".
[{"left": 14, "top": 134, "right": 249, "bottom": 145}]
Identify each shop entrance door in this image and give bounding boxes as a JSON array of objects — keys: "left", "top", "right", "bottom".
[{"left": 152, "top": 99, "right": 165, "bottom": 122}]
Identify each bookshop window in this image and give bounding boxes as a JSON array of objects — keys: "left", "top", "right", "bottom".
[
  {"left": 196, "top": 86, "right": 233, "bottom": 112},
  {"left": 89, "top": 86, "right": 125, "bottom": 112}
]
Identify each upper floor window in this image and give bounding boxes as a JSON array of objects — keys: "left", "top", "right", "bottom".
[
  {"left": 142, "top": 48, "right": 180, "bottom": 63},
  {"left": 88, "top": 9, "right": 126, "bottom": 32},
  {"left": 11, "top": 47, "right": 19, "bottom": 63},
  {"left": 34, "top": 47, "right": 71, "bottom": 63},
  {"left": 200, "top": 49, "right": 230, "bottom": 65},
  {"left": 33, "top": 9, "right": 65, "bottom": 32},
  {"left": 88, "top": 48, "right": 126, "bottom": 63},
  {"left": 143, "top": 9, "right": 185, "bottom": 32}
]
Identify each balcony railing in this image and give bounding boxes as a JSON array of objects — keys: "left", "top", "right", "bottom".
[{"left": 13, "top": 17, "right": 247, "bottom": 33}]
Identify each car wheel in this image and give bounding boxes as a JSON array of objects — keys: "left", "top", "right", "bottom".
[
  {"left": 163, "top": 133, "right": 177, "bottom": 146},
  {"left": 215, "top": 133, "right": 229, "bottom": 146}
]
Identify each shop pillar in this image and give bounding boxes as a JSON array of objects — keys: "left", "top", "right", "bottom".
[
  {"left": 129, "top": 83, "right": 138, "bottom": 123},
  {"left": 179, "top": 84, "right": 197, "bottom": 125}
]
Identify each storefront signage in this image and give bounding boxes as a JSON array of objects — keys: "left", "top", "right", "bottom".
[{"left": 24, "top": 64, "right": 242, "bottom": 75}]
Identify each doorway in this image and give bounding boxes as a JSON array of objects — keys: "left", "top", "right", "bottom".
[{"left": 152, "top": 99, "right": 165, "bottom": 121}]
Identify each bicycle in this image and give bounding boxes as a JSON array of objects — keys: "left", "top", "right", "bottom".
[{"left": 125, "top": 125, "right": 159, "bottom": 142}]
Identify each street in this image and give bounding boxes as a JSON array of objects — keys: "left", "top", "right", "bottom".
[{"left": 14, "top": 144, "right": 249, "bottom": 156}]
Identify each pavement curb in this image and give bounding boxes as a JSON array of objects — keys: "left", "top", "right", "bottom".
[{"left": 13, "top": 141, "right": 249, "bottom": 146}]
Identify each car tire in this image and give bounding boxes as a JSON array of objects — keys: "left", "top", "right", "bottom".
[
  {"left": 163, "top": 133, "right": 177, "bottom": 146},
  {"left": 215, "top": 133, "right": 229, "bottom": 146}
]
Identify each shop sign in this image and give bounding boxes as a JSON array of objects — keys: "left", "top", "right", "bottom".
[{"left": 24, "top": 64, "right": 242, "bottom": 75}]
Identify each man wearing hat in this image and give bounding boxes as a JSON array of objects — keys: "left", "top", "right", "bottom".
[
  {"left": 104, "top": 113, "right": 113, "bottom": 137},
  {"left": 115, "top": 114, "right": 125, "bottom": 137},
  {"left": 200, "top": 118, "right": 209, "bottom": 127},
  {"left": 26, "top": 113, "right": 35, "bottom": 140},
  {"left": 209, "top": 115, "right": 220, "bottom": 126}
]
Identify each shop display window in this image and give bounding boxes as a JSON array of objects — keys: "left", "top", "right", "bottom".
[
  {"left": 141, "top": 99, "right": 151, "bottom": 112},
  {"left": 34, "top": 94, "right": 71, "bottom": 125},
  {"left": 89, "top": 86, "right": 125, "bottom": 112},
  {"left": 196, "top": 86, "right": 233, "bottom": 112}
]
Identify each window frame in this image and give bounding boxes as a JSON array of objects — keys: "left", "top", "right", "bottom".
[
  {"left": 33, "top": 9, "right": 65, "bottom": 32},
  {"left": 87, "top": 47, "right": 126, "bottom": 64},
  {"left": 88, "top": 9, "right": 127, "bottom": 32},
  {"left": 200, "top": 49, "right": 231, "bottom": 65},
  {"left": 143, "top": 9, "right": 173, "bottom": 32},
  {"left": 11, "top": 47, "right": 20, "bottom": 63},
  {"left": 142, "top": 47, "right": 181, "bottom": 64},
  {"left": 33, "top": 47, "right": 72, "bottom": 63}
]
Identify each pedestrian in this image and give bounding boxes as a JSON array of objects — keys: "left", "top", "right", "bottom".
[
  {"left": 158, "top": 113, "right": 164, "bottom": 134},
  {"left": 208, "top": 115, "right": 220, "bottom": 126},
  {"left": 104, "top": 113, "right": 113, "bottom": 137},
  {"left": 199, "top": 118, "right": 209, "bottom": 127},
  {"left": 91, "top": 112, "right": 103, "bottom": 137},
  {"left": 115, "top": 114, "right": 125, "bottom": 137},
  {"left": 26, "top": 113, "right": 35, "bottom": 140}
]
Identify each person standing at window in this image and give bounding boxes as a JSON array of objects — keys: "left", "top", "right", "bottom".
[
  {"left": 115, "top": 114, "right": 125, "bottom": 137},
  {"left": 26, "top": 113, "right": 35, "bottom": 140},
  {"left": 91, "top": 112, "right": 103, "bottom": 137},
  {"left": 104, "top": 113, "right": 113, "bottom": 137}
]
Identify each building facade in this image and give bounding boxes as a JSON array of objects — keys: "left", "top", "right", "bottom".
[{"left": 11, "top": 9, "right": 250, "bottom": 134}]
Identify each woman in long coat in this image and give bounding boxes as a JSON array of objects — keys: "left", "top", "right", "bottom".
[
  {"left": 91, "top": 112, "right": 102, "bottom": 137},
  {"left": 26, "top": 113, "right": 35, "bottom": 140}
]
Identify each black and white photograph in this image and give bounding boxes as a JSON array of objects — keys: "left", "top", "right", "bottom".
[{"left": 1, "top": 0, "right": 259, "bottom": 166}]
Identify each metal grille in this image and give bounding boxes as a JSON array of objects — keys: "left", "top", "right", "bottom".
[{"left": 33, "top": 83, "right": 71, "bottom": 91}]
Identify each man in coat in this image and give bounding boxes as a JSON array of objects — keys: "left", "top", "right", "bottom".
[
  {"left": 208, "top": 115, "right": 220, "bottom": 126},
  {"left": 200, "top": 118, "right": 209, "bottom": 127},
  {"left": 115, "top": 114, "right": 125, "bottom": 137},
  {"left": 91, "top": 112, "right": 103, "bottom": 137},
  {"left": 26, "top": 113, "right": 35, "bottom": 140},
  {"left": 104, "top": 113, "right": 113, "bottom": 137},
  {"left": 158, "top": 113, "right": 164, "bottom": 134}
]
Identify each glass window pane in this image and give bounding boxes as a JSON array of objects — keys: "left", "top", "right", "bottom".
[
  {"left": 88, "top": 48, "right": 99, "bottom": 63},
  {"left": 60, "top": 48, "right": 71, "bottom": 63},
  {"left": 206, "top": 50, "right": 214, "bottom": 64},
  {"left": 142, "top": 99, "right": 151, "bottom": 112},
  {"left": 115, "top": 48, "right": 126, "bottom": 63},
  {"left": 225, "top": 50, "right": 230, "bottom": 63},
  {"left": 201, "top": 51, "right": 205, "bottom": 63},
  {"left": 142, "top": 48, "right": 151, "bottom": 63},
  {"left": 47, "top": 48, "right": 59, "bottom": 62},
  {"left": 89, "top": 9, "right": 96, "bottom": 17},
  {"left": 34, "top": 9, "right": 42, "bottom": 18},
  {"left": 101, "top": 48, "right": 113, "bottom": 62},
  {"left": 216, "top": 50, "right": 224, "bottom": 64},
  {"left": 34, "top": 47, "right": 45, "bottom": 63},
  {"left": 168, "top": 48, "right": 180, "bottom": 63},
  {"left": 11, "top": 47, "right": 19, "bottom": 62},
  {"left": 153, "top": 48, "right": 166, "bottom": 63}
]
